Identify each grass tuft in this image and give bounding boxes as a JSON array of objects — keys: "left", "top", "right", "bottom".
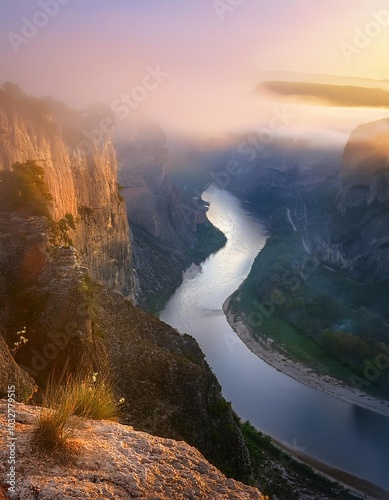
[
  {"left": 67, "top": 372, "right": 121, "bottom": 421},
  {"left": 32, "top": 371, "right": 122, "bottom": 456}
]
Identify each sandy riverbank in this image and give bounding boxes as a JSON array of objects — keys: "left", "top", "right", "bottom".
[{"left": 223, "top": 296, "right": 389, "bottom": 418}]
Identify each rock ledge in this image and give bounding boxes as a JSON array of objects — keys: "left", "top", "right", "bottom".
[{"left": 0, "top": 401, "right": 265, "bottom": 499}]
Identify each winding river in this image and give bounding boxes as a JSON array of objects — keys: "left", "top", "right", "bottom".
[{"left": 160, "top": 186, "right": 389, "bottom": 494}]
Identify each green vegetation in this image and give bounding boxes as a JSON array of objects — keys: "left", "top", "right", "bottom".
[
  {"left": 187, "top": 222, "right": 227, "bottom": 265},
  {"left": 49, "top": 213, "right": 77, "bottom": 247},
  {"left": 79, "top": 273, "right": 96, "bottom": 298},
  {"left": 0, "top": 161, "right": 78, "bottom": 247},
  {"left": 78, "top": 274, "right": 108, "bottom": 339},
  {"left": 210, "top": 397, "right": 232, "bottom": 417},
  {"left": 0, "top": 160, "right": 52, "bottom": 216},
  {"left": 116, "top": 182, "right": 125, "bottom": 202},
  {"left": 231, "top": 229, "right": 389, "bottom": 397},
  {"left": 78, "top": 273, "right": 96, "bottom": 306},
  {"left": 33, "top": 403, "right": 76, "bottom": 457},
  {"left": 60, "top": 372, "right": 121, "bottom": 420}
]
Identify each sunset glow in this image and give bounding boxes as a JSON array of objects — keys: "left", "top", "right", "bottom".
[{"left": 1, "top": 0, "right": 389, "bottom": 138}]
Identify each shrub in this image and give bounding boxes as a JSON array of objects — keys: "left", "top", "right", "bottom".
[
  {"left": 116, "top": 182, "right": 125, "bottom": 202},
  {"left": 0, "top": 160, "right": 52, "bottom": 216},
  {"left": 64, "top": 213, "right": 76, "bottom": 230},
  {"left": 33, "top": 401, "right": 77, "bottom": 456},
  {"left": 49, "top": 214, "right": 76, "bottom": 246}
]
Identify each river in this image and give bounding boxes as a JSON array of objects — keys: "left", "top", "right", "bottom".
[{"left": 160, "top": 186, "right": 389, "bottom": 494}]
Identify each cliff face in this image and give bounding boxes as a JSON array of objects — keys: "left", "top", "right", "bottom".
[
  {"left": 314, "top": 118, "right": 389, "bottom": 282},
  {"left": 338, "top": 118, "right": 389, "bottom": 208},
  {"left": 0, "top": 88, "right": 133, "bottom": 296},
  {"left": 117, "top": 126, "right": 198, "bottom": 246}
]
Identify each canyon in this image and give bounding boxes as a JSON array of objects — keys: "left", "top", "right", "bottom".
[{"left": 0, "top": 85, "right": 252, "bottom": 487}]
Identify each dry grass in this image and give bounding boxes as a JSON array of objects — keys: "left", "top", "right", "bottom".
[
  {"left": 65, "top": 372, "right": 121, "bottom": 421},
  {"left": 32, "top": 371, "right": 121, "bottom": 455}
]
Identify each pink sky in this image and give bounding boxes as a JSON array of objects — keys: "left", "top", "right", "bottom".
[{"left": 1, "top": 0, "right": 388, "bottom": 137}]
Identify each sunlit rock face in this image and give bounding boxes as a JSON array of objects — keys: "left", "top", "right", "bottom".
[{"left": 0, "top": 88, "right": 133, "bottom": 296}]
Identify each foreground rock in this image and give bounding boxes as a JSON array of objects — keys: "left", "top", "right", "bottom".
[{"left": 0, "top": 402, "right": 265, "bottom": 500}]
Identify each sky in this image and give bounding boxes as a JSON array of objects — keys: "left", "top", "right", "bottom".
[{"left": 1, "top": 0, "right": 389, "bottom": 138}]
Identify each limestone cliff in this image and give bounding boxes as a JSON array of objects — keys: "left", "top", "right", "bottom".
[
  {"left": 0, "top": 86, "right": 133, "bottom": 296},
  {"left": 338, "top": 118, "right": 389, "bottom": 208}
]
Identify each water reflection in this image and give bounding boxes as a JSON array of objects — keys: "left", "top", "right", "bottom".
[{"left": 160, "top": 186, "right": 389, "bottom": 491}]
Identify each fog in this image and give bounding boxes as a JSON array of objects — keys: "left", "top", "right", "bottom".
[{"left": 1, "top": 0, "right": 388, "bottom": 150}]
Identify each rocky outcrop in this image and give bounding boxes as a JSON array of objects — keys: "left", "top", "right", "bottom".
[
  {"left": 0, "top": 401, "right": 265, "bottom": 499},
  {"left": 94, "top": 286, "right": 252, "bottom": 481},
  {"left": 0, "top": 87, "right": 133, "bottom": 296},
  {"left": 0, "top": 211, "right": 49, "bottom": 400},
  {"left": 0, "top": 209, "right": 100, "bottom": 387}
]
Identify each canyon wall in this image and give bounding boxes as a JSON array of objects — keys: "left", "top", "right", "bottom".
[{"left": 0, "top": 87, "right": 133, "bottom": 296}]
